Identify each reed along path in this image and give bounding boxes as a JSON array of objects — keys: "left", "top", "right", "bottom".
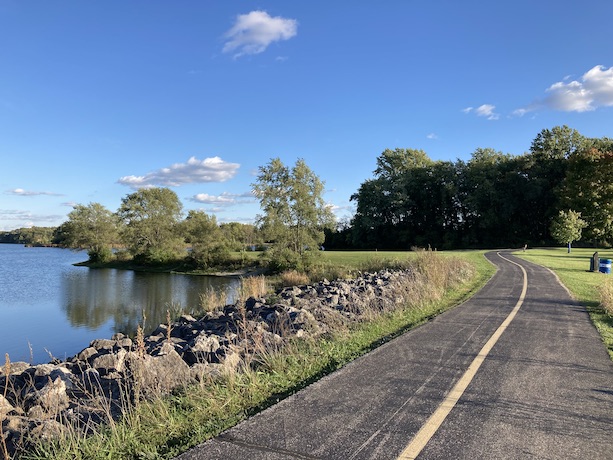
[{"left": 176, "top": 251, "right": 613, "bottom": 460}]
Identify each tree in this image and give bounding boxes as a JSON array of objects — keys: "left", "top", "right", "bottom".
[
  {"left": 374, "top": 148, "right": 432, "bottom": 179},
  {"left": 117, "top": 187, "right": 185, "bottom": 264},
  {"left": 530, "top": 125, "right": 588, "bottom": 161},
  {"left": 62, "top": 203, "right": 119, "bottom": 262},
  {"left": 559, "top": 145, "right": 613, "bottom": 242},
  {"left": 220, "top": 222, "right": 259, "bottom": 251},
  {"left": 351, "top": 149, "right": 434, "bottom": 249},
  {"left": 550, "top": 210, "right": 587, "bottom": 253},
  {"left": 350, "top": 148, "right": 467, "bottom": 249},
  {"left": 182, "top": 210, "right": 229, "bottom": 268},
  {"left": 461, "top": 149, "right": 536, "bottom": 247},
  {"left": 527, "top": 126, "right": 589, "bottom": 242},
  {"left": 253, "top": 158, "right": 334, "bottom": 271}
]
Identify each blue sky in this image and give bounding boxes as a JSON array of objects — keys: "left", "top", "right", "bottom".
[{"left": 1, "top": 1, "right": 612, "bottom": 231}]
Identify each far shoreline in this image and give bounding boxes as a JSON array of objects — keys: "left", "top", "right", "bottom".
[{"left": 73, "top": 257, "right": 265, "bottom": 278}]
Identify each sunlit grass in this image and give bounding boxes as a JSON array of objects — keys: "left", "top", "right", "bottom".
[{"left": 515, "top": 247, "right": 613, "bottom": 359}]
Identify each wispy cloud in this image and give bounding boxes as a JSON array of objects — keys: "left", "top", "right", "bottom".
[
  {"left": 426, "top": 133, "right": 438, "bottom": 140},
  {"left": 6, "top": 188, "right": 64, "bottom": 197},
  {"left": 218, "top": 215, "right": 256, "bottom": 224},
  {"left": 462, "top": 104, "right": 499, "bottom": 120},
  {"left": 117, "top": 156, "right": 240, "bottom": 190},
  {"left": 326, "top": 202, "right": 354, "bottom": 216},
  {"left": 0, "top": 209, "right": 64, "bottom": 225},
  {"left": 222, "top": 10, "right": 298, "bottom": 59},
  {"left": 515, "top": 65, "right": 613, "bottom": 115},
  {"left": 188, "top": 191, "right": 255, "bottom": 206}
]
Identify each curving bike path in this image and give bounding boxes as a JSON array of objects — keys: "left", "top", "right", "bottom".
[{"left": 176, "top": 251, "right": 613, "bottom": 460}]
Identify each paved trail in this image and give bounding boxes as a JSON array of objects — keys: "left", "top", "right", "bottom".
[{"left": 176, "top": 251, "right": 613, "bottom": 460}]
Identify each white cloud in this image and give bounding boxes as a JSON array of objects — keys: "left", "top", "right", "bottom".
[
  {"left": 222, "top": 10, "right": 297, "bottom": 58},
  {"left": 462, "top": 105, "right": 499, "bottom": 120},
  {"left": 515, "top": 65, "right": 613, "bottom": 115},
  {"left": 189, "top": 191, "right": 255, "bottom": 206},
  {"left": 6, "top": 188, "right": 64, "bottom": 197},
  {"left": 326, "top": 202, "right": 354, "bottom": 216},
  {"left": 118, "top": 156, "right": 240, "bottom": 189},
  {"left": 190, "top": 193, "right": 236, "bottom": 205},
  {"left": 426, "top": 133, "right": 438, "bottom": 140},
  {"left": 463, "top": 104, "right": 499, "bottom": 120}
]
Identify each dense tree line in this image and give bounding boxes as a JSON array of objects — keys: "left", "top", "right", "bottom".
[
  {"left": 0, "top": 226, "right": 60, "bottom": 246},
  {"left": 331, "top": 126, "right": 613, "bottom": 250}
]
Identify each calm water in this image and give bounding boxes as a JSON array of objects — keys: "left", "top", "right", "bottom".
[{"left": 0, "top": 244, "right": 239, "bottom": 364}]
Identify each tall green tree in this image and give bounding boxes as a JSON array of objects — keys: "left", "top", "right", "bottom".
[
  {"left": 117, "top": 187, "right": 185, "bottom": 264},
  {"left": 559, "top": 145, "right": 613, "bottom": 242},
  {"left": 253, "top": 158, "right": 334, "bottom": 270},
  {"left": 182, "top": 210, "right": 229, "bottom": 268},
  {"left": 220, "top": 222, "right": 259, "bottom": 251},
  {"left": 374, "top": 148, "right": 432, "bottom": 179},
  {"left": 550, "top": 210, "right": 587, "bottom": 253},
  {"left": 62, "top": 203, "right": 119, "bottom": 262},
  {"left": 351, "top": 149, "right": 436, "bottom": 249},
  {"left": 527, "top": 125, "right": 589, "bottom": 242},
  {"left": 460, "top": 149, "right": 537, "bottom": 246}
]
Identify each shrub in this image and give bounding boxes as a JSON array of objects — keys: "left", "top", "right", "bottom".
[
  {"left": 262, "top": 247, "right": 319, "bottom": 273},
  {"left": 87, "top": 246, "right": 114, "bottom": 264}
]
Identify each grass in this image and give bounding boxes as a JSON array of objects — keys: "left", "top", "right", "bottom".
[
  {"left": 515, "top": 247, "right": 613, "bottom": 359},
  {"left": 21, "top": 250, "right": 495, "bottom": 460}
]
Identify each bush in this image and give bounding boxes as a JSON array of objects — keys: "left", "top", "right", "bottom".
[
  {"left": 262, "top": 247, "right": 320, "bottom": 273},
  {"left": 189, "top": 243, "right": 231, "bottom": 269},
  {"left": 88, "top": 246, "right": 114, "bottom": 263}
]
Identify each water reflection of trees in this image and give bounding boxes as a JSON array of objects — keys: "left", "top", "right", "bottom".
[{"left": 62, "top": 269, "right": 238, "bottom": 336}]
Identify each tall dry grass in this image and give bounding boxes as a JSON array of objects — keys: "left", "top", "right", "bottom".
[
  {"left": 598, "top": 278, "right": 613, "bottom": 316},
  {"left": 239, "top": 275, "right": 268, "bottom": 299},
  {"left": 279, "top": 270, "right": 310, "bottom": 287},
  {"left": 198, "top": 288, "right": 228, "bottom": 313}
]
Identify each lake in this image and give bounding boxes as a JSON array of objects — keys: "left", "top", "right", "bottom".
[{"left": 0, "top": 244, "right": 240, "bottom": 364}]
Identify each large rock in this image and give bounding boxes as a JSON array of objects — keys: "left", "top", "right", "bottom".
[
  {"left": 24, "top": 376, "right": 70, "bottom": 416},
  {"left": 91, "top": 348, "right": 127, "bottom": 375},
  {"left": 125, "top": 342, "right": 191, "bottom": 395}
]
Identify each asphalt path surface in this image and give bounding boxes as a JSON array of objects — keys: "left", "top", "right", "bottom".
[{"left": 176, "top": 251, "right": 613, "bottom": 460}]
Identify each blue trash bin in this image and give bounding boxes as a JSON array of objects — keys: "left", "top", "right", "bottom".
[{"left": 599, "top": 259, "right": 612, "bottom": 274}]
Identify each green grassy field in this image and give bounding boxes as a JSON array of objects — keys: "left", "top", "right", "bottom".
[
  {"left": 515, "top": 247, "right": 613, "bottom": 359},
  {"left": 319, "top": 249, "right": 491, "bottom": 274}
]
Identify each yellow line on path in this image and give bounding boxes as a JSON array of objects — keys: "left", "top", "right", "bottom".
[{"left": 397, "top": 252, "right": 527, "bottom": 460}]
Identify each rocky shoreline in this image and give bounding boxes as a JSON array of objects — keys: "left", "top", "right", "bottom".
[{"left": 1, "top": 268, "right": 415, "bottom": 457}]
